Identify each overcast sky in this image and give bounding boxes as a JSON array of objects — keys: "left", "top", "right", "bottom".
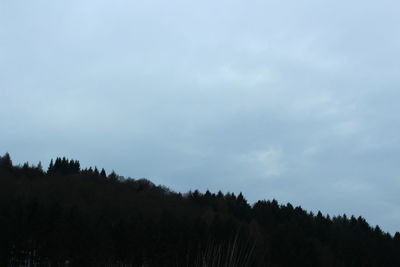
[{"left": 1, "top": 0, "right": 400, "bottom": 233}]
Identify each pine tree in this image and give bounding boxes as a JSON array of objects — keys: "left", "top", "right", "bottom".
[
  {"left": 100, "top": 168, "right": 107, "bottom": 178},
  {"left": 108, "top": 170, "right": 118, "bottom": 180},
  {"left": 0, "top": 152, "right": 12, "bottom": 169},
  {"left": 48, "top": 159, "right": 54, "bottom": 174},
  {"left": 37, "top": 161, "right": 43, "bottom": 172}
]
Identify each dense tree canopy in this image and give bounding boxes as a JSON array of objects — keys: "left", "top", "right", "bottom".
[{"left": 0, "top": 153, "right": 399, "bottom": 266}]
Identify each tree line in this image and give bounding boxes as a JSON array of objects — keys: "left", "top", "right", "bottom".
[{"left": 0, "top": 153, "right": 399, "bottom": 266}]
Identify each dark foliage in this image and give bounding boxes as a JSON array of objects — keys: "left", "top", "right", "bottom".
[{"left": 0, "top": 153, "right": 399, "bottom": 266}]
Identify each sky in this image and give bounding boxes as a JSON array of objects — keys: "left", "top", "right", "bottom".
[{"left": 1, "top": 0, "right": 400, "bottom": 233}]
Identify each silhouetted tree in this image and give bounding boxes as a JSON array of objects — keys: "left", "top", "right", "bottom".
[
  {"left": 48, "top": 159, "right": 54, "bottom": 173},
  {"left": 0, "top": 152, "right": 12, "bottom": 170},
  {"left": 100, "top": 168, "right": 107, "bottom": 178}
]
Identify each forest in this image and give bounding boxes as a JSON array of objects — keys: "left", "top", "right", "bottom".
[{"left": 0, "top": 152, "right": 399, "bottom": 266}]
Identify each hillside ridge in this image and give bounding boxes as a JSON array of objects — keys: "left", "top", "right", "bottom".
[{"left": 1, "top": 153, "right": 399, "bottom": 266}]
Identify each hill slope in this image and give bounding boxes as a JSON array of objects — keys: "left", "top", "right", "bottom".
[{"left": 0, "top": 153, "right": 399, "bottom": 266}]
